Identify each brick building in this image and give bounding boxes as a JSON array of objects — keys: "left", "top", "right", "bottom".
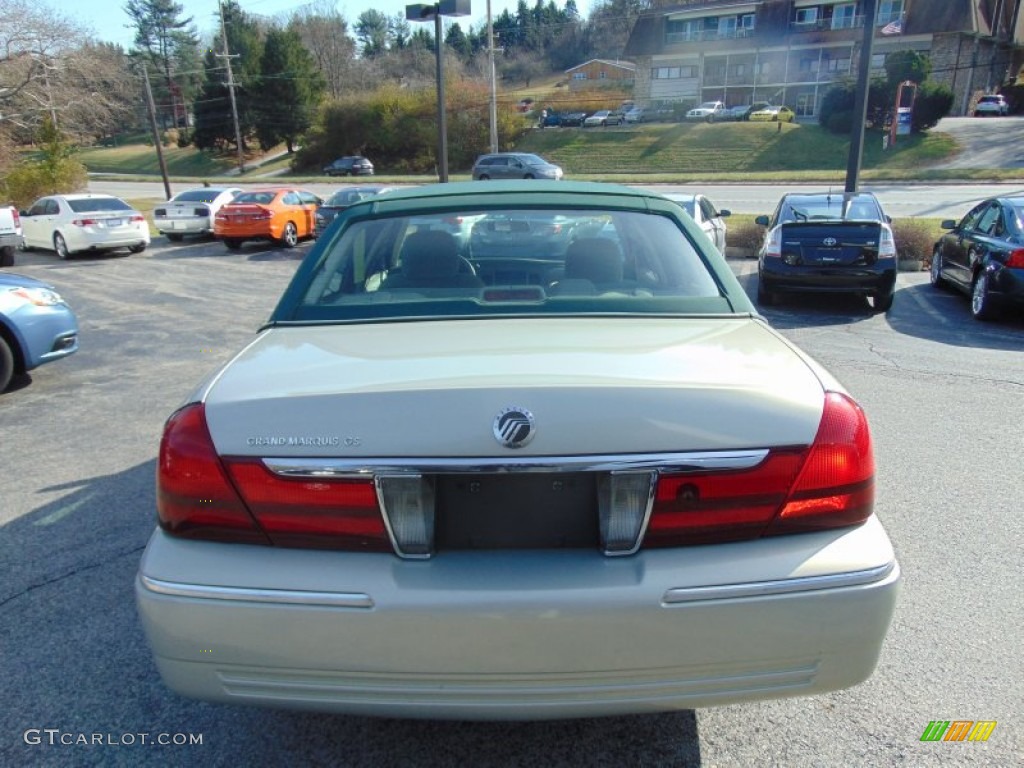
[
  {"left": 623, "top": 0, "right": 1024, "bottom": 118},
  {"left": 564, "top": 59, "right": 637, "bottom": 91}
]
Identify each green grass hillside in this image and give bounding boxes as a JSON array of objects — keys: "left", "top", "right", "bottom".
[{"left": 513, "top": 122, "right": 957, "bottom": 179}]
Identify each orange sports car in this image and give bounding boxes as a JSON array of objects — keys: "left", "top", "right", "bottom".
[{"left": 214, "top": 187, "right": 322, "bottom": 250}]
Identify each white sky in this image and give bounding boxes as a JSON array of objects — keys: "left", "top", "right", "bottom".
[{"left": 70, "top": 0, "right": 593, "bottom": 51}]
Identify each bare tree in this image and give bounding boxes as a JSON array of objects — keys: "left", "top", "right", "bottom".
[
  {"left": 288, "top": 0, "right": 355, "bottom": 99},
  {"left": 0, "top": 0, "right": 137, "bottom": 143}
]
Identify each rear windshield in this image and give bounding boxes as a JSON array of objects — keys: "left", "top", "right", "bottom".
[
  {"left": 326, "top": 189, "right": 377, "bottom": 206},
  {"left": 67, "top": 198, "right": 132, "bottom": 213},
  {"left": 174, "top": 190, "right": 232, "bottom": 203},
  {"left": 286, "top": 208, "right": 724, "bottom": 322},
  {"left": 232, "top": 192, "right": 277, "bottom": 205},
  {"left": 781, "top": 195, "right": 882, "bottom": 222}
]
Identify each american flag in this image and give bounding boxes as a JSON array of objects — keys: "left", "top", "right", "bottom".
[{"left": 881, "top": 19, "right": 903, "bottom": 35}]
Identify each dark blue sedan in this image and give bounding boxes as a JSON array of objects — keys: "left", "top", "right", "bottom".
[
  {"left": 932, "top": 196, "right": 1024, "bottom": 320},
  {"left": 0, "top": 272, "right": 79, "bottom": 392}
]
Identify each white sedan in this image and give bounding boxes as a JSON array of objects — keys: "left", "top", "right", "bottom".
[
  {"left": 137, "top": 181, "right": 900, "bottom": 720},
  {"left": 21, "top": 194, "right": 150, "bottom": 259},
  {"left": 153, "top": 187, "right": 242, "bottom": 241},
  {"left": 664, "top": 193, "right": 731, "bottom": 254}
]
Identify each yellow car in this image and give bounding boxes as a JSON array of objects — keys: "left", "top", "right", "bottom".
[{"left": 749, "top": 105, "right": 796, "bottom": 122}]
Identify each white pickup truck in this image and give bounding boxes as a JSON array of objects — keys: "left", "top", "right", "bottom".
[{"left": 0, "top": 205, "right": 23, "bottom": 267}]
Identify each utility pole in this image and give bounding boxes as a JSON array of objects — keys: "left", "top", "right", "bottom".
[
  {"left": 486, "top": 0, "right": 498, "bottom": 153},
  {"left": 435, "top": 10, "right": 448, "bottom": 182},
  {"left": 845, "top": 0, "right": 877, "bottom": 193},
  {"left": 140, "top": 62, "right": 173, "bottom": 200},
  {"left": 217, "top": 0, "right": 246, "bottom": 174}
]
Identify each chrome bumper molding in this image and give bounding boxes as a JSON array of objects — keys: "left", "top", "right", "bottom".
[
  {"left": 662, "top": 561, "right": 898, "bottom": 605},
  {"left": 138, "top": 575, "right": 374, "bottom": 609},
  {"left": 263, "top": 450, "right": 771, "bottom": 478}
]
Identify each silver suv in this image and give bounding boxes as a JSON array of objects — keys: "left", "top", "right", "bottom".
[
  {"left": 974, "top": 94, "right": 1009, "bottom": 117},
  {"left": 472, "top": 153, "right": 564, "bottom": 181}
]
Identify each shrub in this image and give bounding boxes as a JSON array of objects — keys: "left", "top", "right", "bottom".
[
  {"left": 912, "top": 82, "right": 954, "bottom": 131},
  {"left": 5, "top": 160, "right": 88, "bottom": 209},
  {"left": 725, "top": 220, "right": 765, "bottom": 252},
  {"left": 891, "top": 219, "right": 936, "bottom": 264}
]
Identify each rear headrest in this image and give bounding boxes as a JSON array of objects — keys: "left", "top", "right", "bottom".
[
  {"left": 565, "top": 238, "right": 624, "bottom": 284},
  {"left": 399, "top": 230, "right": 460, "bottom": 279}
]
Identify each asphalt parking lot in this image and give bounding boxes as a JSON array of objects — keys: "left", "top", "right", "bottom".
[{"left": 2, "top": 233, "right": 1022, "bottom": 767}]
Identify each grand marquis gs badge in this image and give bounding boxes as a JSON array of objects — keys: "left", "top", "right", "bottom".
[{"left": 493, "top": 407, "right": 536, "bottom": 449}]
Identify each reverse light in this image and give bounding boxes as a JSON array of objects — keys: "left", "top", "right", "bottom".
[
  {"left": 376, "top": 474, "right": 435, "bottom": 558},
  {"left": 764, "top": 227, "right": 782, "bottom": 258},
  {"left": 598, "top": 471, "right": 655, "bottom": 554}
]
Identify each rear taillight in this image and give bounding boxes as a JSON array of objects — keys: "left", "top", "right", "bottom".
[
  {"left": 767, "top": 391, "right": 874, "bottom": 534},
  {"left": 194, "top": 206, "right": 208, "bottom": 217},
  {"left": 223, "top": 460, "right": 391, "bottom": 552},
  {"left": 12, "top": 209, "right": 20, "bottom": 227},
  {"left": 1005, "top": 248, "right": 1024, "bottom": 268},
  {"left": 156, "top": 403, "right": 393, "bottom": 551},
  {"left": 643, "top": 392, "right": 874, "bottom": 547},
  {"left": 157, "top": 404, "right": 268, "bottom": 544},
  {"left": 72, "top": 219, "right": 97, "bottom": 227},
  {"left": 878, "top": 225, "right": 896, "bottom": 258},
  {"left": 764, "top": 227, "right": 782, "bottom": 257},
  {"left": 130, "top": 214, "right": 145, "bottom": 223},
  {"left": 252, "top": 207, "right": 272, "bottom": 221}
]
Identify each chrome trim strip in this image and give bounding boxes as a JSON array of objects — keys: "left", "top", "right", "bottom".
[
  {"left": 263, "top": 450, "right": 770, "bottom": 478},
  {"left": 139, "top": 575, "right": 374, "bottom": 608},
  {"left": 662, "top": 562, "right": 897, "bottom": 605}
]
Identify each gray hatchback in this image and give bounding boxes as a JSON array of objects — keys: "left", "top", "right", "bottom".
[{"left": 472, "top": 153, "right": 564, "bottom": 181}]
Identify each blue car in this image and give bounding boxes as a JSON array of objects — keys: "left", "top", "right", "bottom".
[{"left": 0, "top": 272, "right": 79, "bottom": 392}]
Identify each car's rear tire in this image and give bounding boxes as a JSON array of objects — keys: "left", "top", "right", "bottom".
[
  {"left": 757, "top": 279, "right": 778, "bottom": 306},
  {"left": 971, "top": 271, "right": 998, "bottom": 320},
  {"left": 54, "top": 233, "right": 70, "bottom": 260},
  {"left": 871, "top": 289, "right": 895, "bottom": 313},
  {"left": 523, "top": 173, "right": 535, "bottom": 179},
  {"left": 478, "top": 174, "right": 490, "bottom": 181},
  {"left": 929, "top": 249, "right": 948, "bottom": 289},
  {"left": 279, "top": 222, "right": 298, "bottom": 248},
  {"left": 166, "top": 233, "right": 184, "bottom": 242},
  {"left": 0, "top": 245, "right": 14, "bottom": 267},
  {"left": 224, "top": 238, "right": 242, "bottom": 250},
  {"left": 0, "top": 335, "right": 14, "bottom": 392},
  {"left": 129, "top": 244, "right": 146, "bottom": 254}
]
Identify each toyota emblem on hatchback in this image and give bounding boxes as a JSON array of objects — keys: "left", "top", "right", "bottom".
[
  {"left": 823, "top": 237, "right": 838, "bottom": 247},
  {"left": 494, "top": 407, "right": 535, "bottom": 448}
]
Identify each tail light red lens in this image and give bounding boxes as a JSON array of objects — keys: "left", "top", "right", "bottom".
[
  {"left": 252, "top": 207, "right": 272, "bottom": 221},
  {"left": 12, "top": 209, "right": 20, "bottom": 227},
  {"left": 157, "top": 403, "right": 391, "bottom": 551},
  {"left": 72, "top": 219, "right": 97, "bottom": 227},
  {"left": 130, "top": 214, "right": 145, "bottom": 223},
  {"left": 1005, "top": 248, "right": 1024, "bottom": 268},
  {"left": 644, "top": 392, "right": 874, "bottom": 547},
  {"left": 222, "top": 459, "right": 391, "bottom": 552},
  {"left": 157, "top": 404, "right": 269, "bottom": 544}
]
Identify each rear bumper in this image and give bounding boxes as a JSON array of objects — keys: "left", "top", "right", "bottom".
[
  {"left": 156, "top": 217, "right": 212, "bottom": 236},
  {"left": 761, "top": 259, "right": 896, "bottom": 296},
  {"left": 991, "top": 266, "right": 1024, "bottom": 305},
  {"left": 137, "top": 517, "right": 900, "bottom": 720},
  {"left": 64, "top": 227, "right": 149, "bottom": 252},
  {"left": 0, "top": 232, "right": 23, "bottom": 249}
]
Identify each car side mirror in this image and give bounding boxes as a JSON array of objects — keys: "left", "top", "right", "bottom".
[
  {"left": 885, "top": 215, "right": 892, "bottom": 224},
  {"left": 754, "top": 215, "right": 770, "bottom": 226},
  {"left": 718, "top": 209, "right": 732, "bottom": 218},
  {"left": 940, "top": 219, "right": 957, "bottom": 230}
]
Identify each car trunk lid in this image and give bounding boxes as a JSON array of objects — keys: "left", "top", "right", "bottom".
[{"left": 780, "top": 221, "right": 884, "bottom": 267}]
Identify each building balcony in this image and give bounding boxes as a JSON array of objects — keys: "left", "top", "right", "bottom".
[{"left": 791, "top": 16, "right": 864, "bottom": 33}]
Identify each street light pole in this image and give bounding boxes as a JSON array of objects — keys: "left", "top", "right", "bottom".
[
  {"left": 406, "top": 1, "right": 471, "bottom": 183},
  {"left": 845, "top": 0, "right": 878, "bottom": 193},
  {"left": 487, "top": 0, "right": 498, "bottom": 153},
  {"left": 434, "top": 11, "right": 448, "bottom": 182}
]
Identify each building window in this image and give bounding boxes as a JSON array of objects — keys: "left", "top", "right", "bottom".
[
  {"left": 718, "top": 17, "right": 737, "bottom": 37},
  {"left": 871, "top": 53, "right": 886, "bottom": 68},
  {"left": 652, "top": 65, "right": 696, "bottom": 79},
  {"left": 877, "top": 0, "right": 903, "bottom": 25},
  {"left": 831, "top": 4, "right": 857, "bottom": 30},
  {"left": 666, "top": 18, "right": 702, "bottom": 43},
  {"left": 573, "top": 72, "right": 587, "bottom": 80},
  {"left": 795, "top": 8, "right": 818, "bottom": 25},
  {"left": 734, "top": 64, "right": 746, "bottom": 76},
  {"left": 599, "top": 71, "right": 607, "bottom": 79}
]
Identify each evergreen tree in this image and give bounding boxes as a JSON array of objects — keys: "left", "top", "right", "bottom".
[
  {"left": 356, "top": 10, "right": 390, "bottom": 57},
  {"left": 255, "top": 27, "right": 325, "bottom": 153},
  {"left": 124, "top": 0, "right": 199, "bottom": 128},
  {"left": 445, "top": 23, "right": 471, "bottom": 59}
]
